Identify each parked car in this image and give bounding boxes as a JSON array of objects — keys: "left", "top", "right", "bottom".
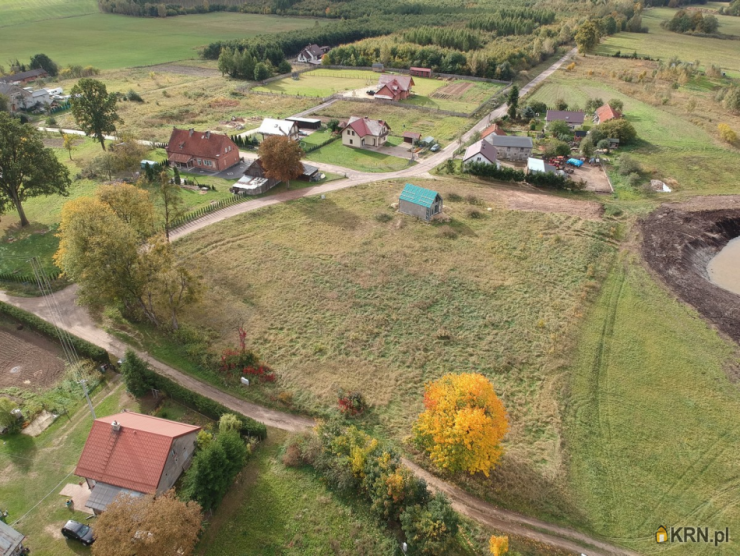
[
  {"left": 366, "top": 90, "right": 375, "bottom": 96},
  {"left": 61, "top": 520, "right": 95, "bottom": 546},
  {"left": 430, "top": 144, "right": 440, "bottom": 152}
]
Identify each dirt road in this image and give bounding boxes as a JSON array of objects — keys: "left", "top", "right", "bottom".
[{"left": 0, "top": 278, "right": 635, "bottom": 555}]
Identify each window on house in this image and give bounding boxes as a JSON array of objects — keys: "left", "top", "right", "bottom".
[
  {"left": 197, "top": 159, "right": 202, "bottom": 165},
  {"left": 350, "top": 139, "right": 353, "bottom": 145}
]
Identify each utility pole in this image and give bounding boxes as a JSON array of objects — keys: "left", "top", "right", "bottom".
[{"left": 80, "top": 380, "right": 96, "bottom": 420}]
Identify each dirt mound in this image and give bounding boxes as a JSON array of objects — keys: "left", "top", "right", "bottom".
[{"left": 641, "top": 197, "right": 740, "bottom": 343}]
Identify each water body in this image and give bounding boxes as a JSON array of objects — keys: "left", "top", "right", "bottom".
[{"left": 708, "top": 237, "right": 740, "bottom": 296}]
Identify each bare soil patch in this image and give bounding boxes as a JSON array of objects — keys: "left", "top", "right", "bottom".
[
  {"left": 500, "top": 189, "right": 604, "bottom": 220},
  {"left": 641, "top": 196, "right": 740, "bottom": 345},
  {"left": 147, "top": 63, "right": 220, "bottom": 78},
  {"left": 432, "top": 81, "right": 473, "bottom": 99},
  {"left": 0, "top": 321, "right": 65, "bottom": 391}
]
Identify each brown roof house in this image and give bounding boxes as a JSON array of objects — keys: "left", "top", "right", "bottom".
[
  {"left": 342, "top": 116, "right": 390, "bottom": 148},
  {"left": 0, "top": 68, "right": 48, "bottom": 84},
  {"left": 545, "top": 110, "right": 585, "bottom": 129},
  {"left": 166, "top": 128, "right": 240, "bottom": 172},
  {"left": 463, "top": 139, "right": 499, "bottom": 167},
  {"left": 481, "top": 123, "right": 507, "bottom": 140},
  {"left": 375, "top": 74, "right": 414, "bottom": 101},
  {"left": 75, "top": 412, "right": 201, "bottom": 514},
  {"left": 594, "top": 104, "right": 622, "bottom": 124},
  {"left": 297, "top": 44, "right": 330, "bottom": 65}
]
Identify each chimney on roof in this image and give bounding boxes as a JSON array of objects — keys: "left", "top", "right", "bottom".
[
  {"left": 189, "top": 128, "right": 194, "bottom": 136},
  {"left": 111, "top": 420, "right": 121, "bottom": 432}
]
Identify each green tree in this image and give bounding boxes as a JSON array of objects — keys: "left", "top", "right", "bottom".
[
  {"left": 607, "top": 98, "right": 624, "bottom": 112},
  {"left": 181, "top": 440, "right": 231, "bottom": 511},
  {"left": 554, "top": 98, "right": 568, "bottom": 111},
  {"left": 575, "top": 21, "right": 601, "bottom": 54},
  {"left": 0, "top": 397, "right": 21, "bottom": 434},
  {"left": 258, "top": 136, "right": 305, "bottom": 191},
  {"left": 527, "top": 100, "right": 547, "bottom": 115},
  {"left": 597, "top": 139, "right": 610, "bottom": 153},
  {"left": 70, "top": 78, "right": 121, "bottom": 150},
  {"left": 580, "top": 136, "right": 595, "bottom": 158},
  {"left": 254, "top": 62, "right": 271, "bottom": 81},
  {"left": 597, "top": 118, "right": 637, "bottom": 144},
  {"left": 400, "top": 493, "right": 459, "bottom": 556},
  {"left": 29, "top": 53, "right": 58, "bottom": 77},
  {"left": 121, "top": 350, "right": 154, "bottom": 397},
  {"left": 506, "top": 85, "right": 519, "bottom": 120},
  {"left": 219, "top": 413, "right": 242, "bottom": 433},
  {"left": 0, "top": 93, "right": 9, "bottom": 113},
  {"left": 158, "top": 171, "right": 184, "bottom": 242},
  {"left": 548, "top": 119, "right": 572, "bottom": 137},
  {"left": 0, "top": 113, "right": 71, "bottom": 226}
]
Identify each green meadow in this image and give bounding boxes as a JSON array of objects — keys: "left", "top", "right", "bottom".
[{"left": 0, "top": 0, "right": 97, "bottom": 27}]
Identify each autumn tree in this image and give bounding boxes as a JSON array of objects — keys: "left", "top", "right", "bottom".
[
  {"left": 91, "top": 490, "right": 202, "bottom": 556},
  {"left": 575, "top": 21, "right": 601, "bottom": 54},
  {"left": 413, "top": 373, "right": 508, "bottom": 476},
  {"left": 0, "top": 112, "right": 71, "bottom": 226},
  {"left": 70, "top": 78, "right": 121, "bottom": 150},
  {"left": 61, "top": 132, "right": 79, "bottom": 160},
  {"left": 718, "top": 123, "right": 738, "bottom": 145},
  {"left": 489, "top": 535, "right": 509, "bottom": 556},
  {"left": 96, "top": 183, "right": 155, "bottom": 239},
  {"left": 258, "top": 135, "right": 305, "bottom": 191}
]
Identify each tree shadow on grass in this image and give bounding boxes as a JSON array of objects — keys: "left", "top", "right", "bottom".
[
  {"left": 2, "top": 433, "right": 39, "bottom": 473},
  {"left": 295, "top": 197, "right": 362, "bottom": 230}
]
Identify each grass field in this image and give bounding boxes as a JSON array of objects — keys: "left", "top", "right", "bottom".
[
  {"left": 564, "top": 258, "right": 740, "bottom": 554},
  {"left": 0, "top": 12, "right": 319, "bottom": 70},
  {"left": 405, "top": 79, "right": 505, "bottom": 113},
  {"left": 527, "top": 55, "right": 740, "bottom": 196},
  {"left": 0, "top": 0, "right": 97, "bottom": 27},
  {"left": 306, "top": 140, "right": 414, "bottom": 173},
  {"left": 597, "top": 8, "right": 740, "bottom": 78},
  {"left": 314, "top": 100, "right": 472, "bottom": 145}
]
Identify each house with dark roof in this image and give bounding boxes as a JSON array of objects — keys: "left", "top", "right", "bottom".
[
  {"left": 375, "top": 74, "right": 414, "bottom": 101},
  {"left": 463, "top": 139, "right": 499, "bottom": 167},
  {"left": 0, "top": 521, "right": 26, "bottom": 556},
  {"left": 0, "top": 68, "right": 48, "bottom": 84},
  {"left": 485, "top": 135, "right": 533, "bottom": 161},
  {"left": 399, "top": 183, "right": 443, "bottom": 221},
  {"left": 166, "top": 128, "right": 240, "bottom": 172},
  {"left": 342, "top": 116, "right": 390, "bottom": 148},
  {"left": 545, "top": 110, "right": 585, "bottom": 129},
  {"left": 297, "top": 44, "right": 329, "bottom": 65},
  {"left": 594, "top": 104, "right": 622, "bottom": 124},
  {"left": 75, "top": 412, "right": 201, "bottom": 514}
]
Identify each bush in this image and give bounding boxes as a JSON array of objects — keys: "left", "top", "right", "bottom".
[
  {"left": 466, "top": 208, "right": 483, "bottom": 219},
  {"left": 438, "top": 225, "right": 458, "bottom": 239},
  {"left": 126, "top": 89, "right": 144, "bottom": 102},
  {"left": 400, "top": 493, "right": 460, "bottom": 556},
  {"left": 374, "top": 212, "right": 393, "bottom": 223},
  {"left": 45, "top": 116, "right": 57, "bottom": 126},
  {"left": 121, "top": 350, "right": 267, "bottom": 439},
  {"left": 627, "top": 172, "right": 642, "bottom": 187},
  {"left": 617, "top": 154, "right": 642, "bottom": 175},
  {"left": 447, "top": 193, "right": 463, "bottom": 202},
  {"left": 0, "top": 301, "right": 109, "bottom": 363},
  {"left": 337, "top": 390, "right": 368, "bottom": 416},
  {"left": 595, "top": 119, "right": 637, "bottom": 145},
  {"left": 527, "top": 100, "right": 547, "bottom": 115},
  {"left": 718, "top": 123, "right": 738, "bottom": 145}
]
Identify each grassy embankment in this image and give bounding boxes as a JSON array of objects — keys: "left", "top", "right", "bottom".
[
  {"left": 0, "top": 11, "right": 320, "bottom": 69},
  {"left": 526, "top": 54, "right": 740, "bottom": 198}
]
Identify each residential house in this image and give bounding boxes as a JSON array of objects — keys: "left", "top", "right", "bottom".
[
  {"left": 545, "top": 110, "right": 585, "bottom": 129},
  {"left": 256, "top": 118, "right": 300, "bottom": 141},
  {"left": 297, "top": 44, "right": 329, "bottom": 65},
  {"left": 27, "top": 87, "right": 50, "bottom": 109},
  {"left": 481, "top": 123, "right": 507, "bottom": 140},
  {"left": 399, "top": 183, "right": 443, "bottom": 221},
  {"left": 375, "top": 74, "right": 414, "bottom": 101},
  {"left": 527, "top": 157, "right": 557, "bottom": 174},
  {"left": 402, "top": 131, "right": 421, "bottom": 145},
  {"left": 0, "top": 521, "right": 26, "bottom": 556},
  {"left": 166, "top": 128, "right": 240, "bottom": 172},
  {"left": 74, "top": 412, "right": 201, "bottom": 514},
  {"left": 0, "top": 83, "right": 30, "bottom": 112},
  {"left": 409, "top": 67, "right": 432, "bottom": 78},
  {"left": 0, "top": 68, "right": 48, "bottom": 84},
  {"left": 342, "top": 116, "right": 390, "bottom": 148},
  {"left": 486, "top": 135, "right": 533, "bottom": 161},
  {"left": 463, "top": 139, "right": 499, "bottom": 167},
  {"left": 232, "top": 158, "right": 279, "bottom": 195},
  {"left": 594, "top": 104, "right": 622, "bottom": 124}
]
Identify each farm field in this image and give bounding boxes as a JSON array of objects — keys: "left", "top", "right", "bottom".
[
  {"left": 314, "top": 100, "right": 472, "bottom": 145},
  {"left": 526, "top": 55, "right": 740, "bottom": 196},
  {"left": 597, "top": 8, "right": 740, "bottom": 78},
  {"left": 253, "top": 69, "right": 380, "bottom": 98},
  {"left": 0, "top": 12, "right": 320, "bottom": 70},
  {"left": 306, "top": 140, "right": 414, "bottom": 173},
  {"left": 172, "top": 176, "right": 617, "bottom": 521},
  {"left": 564, "top": 259, "right": 740, "bottom": 554},
  {"left": 0, "top": 0, "right": 97, "bottom": 27}
]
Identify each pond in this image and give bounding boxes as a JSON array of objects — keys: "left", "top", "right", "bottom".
[{"left": 708, "top": 236, "right": 740, "bottom": 296}]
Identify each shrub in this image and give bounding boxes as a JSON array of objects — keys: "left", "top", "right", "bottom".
[
  {"left": 526, "top": 100, "right": 547, "bottom": 115},
  {"left": 554, "top": 98, "right": 568, "bottom": 110},
  {"left": 627, "top": 172, "right": 642, "bottom": 187},
  {"left": 718, "top": 123, "right": 738, "bottom": 145},
  {"left": 595, "top": 119, "right": 637, "bottom": 145},
  {"left": 400, "top": 493, "right": 460, "bottom": 556},
  {"left": 0, "top": 398, "right": 22, "bottom": 434},
  {"left": 126, "top": 89, "right": 144, "bottom": 102},
  {"left": 45, "top": 116, "right": 57, "bottom": 126},
  {"left": 466, "top": 208, "right": 483, "bottom": 219},
  {"left": 337, "top": 390, "right": 368, "bottom": 416},
  {"left": 617, "top": 154, "right": 642, "bottom": 176},
  {"left": 374, "top": 212, "right": 393, "bottom": 223},
  {"left": 447, "top": 193, "right": 463, "bottom": 202},
  {"left": 438, "top": 225, "right": 458, "bottom": 239},
  {"left": 465, "top": 194, "right": 480, "bottom": 205}
]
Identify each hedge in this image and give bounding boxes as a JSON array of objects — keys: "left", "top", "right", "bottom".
[
  {"left": 0, "top": 301, "right": 110, "bottom": 363},
  {"left": 121, "top": 350, "right": 267, "bottom": 440}
]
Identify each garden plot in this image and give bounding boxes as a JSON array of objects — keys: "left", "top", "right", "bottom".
[{"left": 0, "top": 322, "right": 65, "bottom": 391}]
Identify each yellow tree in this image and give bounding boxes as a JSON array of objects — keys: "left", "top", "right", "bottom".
[
  {"left": 718, "top": 123, "right": 737, "bottom": 145},
  {"left": 489, "top": 535, "right": 509, "bottom": 556},
  {"left": 413, "top": 373, "right": 508, "bottom": 476},
  {"left": 92, "top": 490, "right": 202, "bottom": 556},
  {"left": 258, "top": 135, "right": 304, "bottom": 191}
]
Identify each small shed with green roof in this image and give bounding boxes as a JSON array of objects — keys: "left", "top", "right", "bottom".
[{"left": 399, "top": 183, "right": 443, "bottom": 221}]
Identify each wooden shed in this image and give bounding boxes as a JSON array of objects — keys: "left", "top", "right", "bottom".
[
  {"left": 399, "top": 183, "right": 443, "bottom": 221},
  {"left": 402, "top": 131, "right": 421, "bottom": 144},
  {"left": 372, "top": 63, "right": 385, "bottom": 72},
  {"left": 410, "top": 67, "right": 432, "bottom": 78}
]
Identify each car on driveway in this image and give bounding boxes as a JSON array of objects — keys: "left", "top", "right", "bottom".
[{"left": 61, "top": 520, "right": 95, "bottom": 546}]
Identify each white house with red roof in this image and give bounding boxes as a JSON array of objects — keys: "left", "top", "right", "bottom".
[
  {"left": 375, "top": 74, "right": 414, "bottom": 101},
  {"left": 342, "top": 116, "right": 391, "bottom": 148},
  {"left": 75, "top": 412, "right": 201, "bottom": 514}
]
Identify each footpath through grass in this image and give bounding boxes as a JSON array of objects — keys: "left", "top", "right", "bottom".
[{"left": 564, "top": 257, "right": 740, "bottom": 554}]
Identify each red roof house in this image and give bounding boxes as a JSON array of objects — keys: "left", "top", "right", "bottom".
[
  {"left": 410, "top": 67, "right": 432, "bottom": 78},
  {"left": 166, "top": 128, "right": 240, "bottom": 172},
  {"left": 375, "top": 74, "right": 415, "bottom": 101},
  {"left": 481, "top": 123, "right": 507, "bottom": 140},
  {"left": 75, "top": 412, "right": 201, "bottom": 513},
  {"left": 594, "top": 104, "right": 622, "bottom": 124},
  {"left": 342, "top": 116, "right": 391, "bottom": 148}
]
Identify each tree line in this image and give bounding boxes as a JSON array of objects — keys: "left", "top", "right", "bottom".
[
  {"left": 403, "top": 26, "right": 484, "bottom": 51},
  {"left": 662, "top": 9, "right": 719, "bottom": 34}
]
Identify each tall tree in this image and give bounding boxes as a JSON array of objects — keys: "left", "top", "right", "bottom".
[
  {"left": 96, "top": 183, "right": 155, "bottom": 238},
  {"left": 575, "top": 21, "right": 601, "bottom": 54},
  {"left": 258, "top": 136, "right": 304, "bottom": 191},
  {"left": 0, "top": 113, "right": 71, "bottom": 226},
  {"left": 506, "top": 85, "right": 519, "bottom": 120},
  {"left": 158, "top": 170, "right": 184, "bottom": 241},
  {"left": 70, "top": 78, "right": 121, "bottom": 150},
  {"left": 91, "top": 490, "right": 202, "bottom": 556},
  {"left": 413, "top": 373, "right": 508, "bottom": 476},
  {"left": 29, "top": 53, "right": 58, "bottom": 77},
  {"left": 0, "top": 94, "right": 8, "bottom": 113}
]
